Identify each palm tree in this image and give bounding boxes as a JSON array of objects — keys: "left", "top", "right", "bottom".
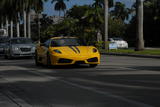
[
  {"left": 92, "top": 0, "right": 104, "bottom": 8},
  {"left": 0, "top": 0, "right": 48, "bottom": 39},
  {"left": 104, "top": 0, "right": 114, "bottom": 49},
  {"left": 51, "top": 0, "right": 69, "bottom": 17},
  {"left": 22, "top": 0, "right": 48, "bottom": 38},
  {"left": 84, "top": 0, "right": 104, "bottom": 42},
  {"left": 104, "top": 0, "right": 109, "bottom": 49},
  {"left": 135, "top": 0, "right": 144, "bottom": 51},
  {"left": 111, "top": 2, "right": 131, "bottom": 21},
  {"left": 5, "top": 0, "right": 15, "bottom": 38},
  {"left": 0, "top": 0, "right": 9, "bottom": 35}
]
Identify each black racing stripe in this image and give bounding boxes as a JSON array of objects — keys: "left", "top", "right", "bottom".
[
  {"left": 68, "top": 46, "right": 77, "bottom": 53},
  {"left": 74, "top": 46, "right": 80, "bottom": 53}
]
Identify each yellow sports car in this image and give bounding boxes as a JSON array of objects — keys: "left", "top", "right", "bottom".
[{"left": 35, "top": 37, "right": 100, "bottom": 67}]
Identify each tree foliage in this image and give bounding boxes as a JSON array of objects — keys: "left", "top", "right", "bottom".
[
  {"left": 127, "top": 0, "right": 160, "bottom": 47},
  {"left": 51, "top": 0, "right": 69, "bottom": 16}
]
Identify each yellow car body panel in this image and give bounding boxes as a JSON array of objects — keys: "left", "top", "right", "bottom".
[{"left": 36, "top": 37, "right": 100, "bottom": 66}]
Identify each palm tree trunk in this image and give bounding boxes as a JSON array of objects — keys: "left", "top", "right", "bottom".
[
  {"left": 16, "top": 13, "right": 20, "bottom": 37},
  {"left": 6, "top": 18, "right": 9, "bottom": 36},
  {"left": 27, "top": 11, "right": 31, "bottom": 38},
  {"left": 23, "top": 10, "right": 27, "bottom": 38},
  {"left": 1, "top": 23, "right": 4, "bottom": 29},
  {"left": 38, "top": 13, "right": 41, "bottom": 42},
  {"left": 10, "top": 20, "right": 13, "bottom": 38},
  {"left": 17, "top": 22, "right": 20, "bottom": 37},
  {"left": 104, "top": 0, "right": 109, "bottom": 49},
  {"left": 135, "top": 0, "right": 144, "bottom": 51}
]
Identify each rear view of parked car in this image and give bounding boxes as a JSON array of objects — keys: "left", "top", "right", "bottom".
[
  {"left": 4, "top": 37, "right": 35, "bottom": 59},
  {"left": 109, "top": 37, "right": 128, "bottom": 49}
]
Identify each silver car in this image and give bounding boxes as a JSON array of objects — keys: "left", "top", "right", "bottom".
[{"left": 4, "top": 37, "right": 35, "bottom": 59}]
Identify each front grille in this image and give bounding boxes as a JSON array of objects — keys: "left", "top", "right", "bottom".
[
  {"left": 87, "top": 57, "right": 98, "bottom": 62},
  {"left": 20, "top": 48, "right": 31, "bottom": 52},
  {"left": 58, "top": 58, "right": 73, "bottom": 63},
  {"left": 75, "top": 61, "right": 86, "bottom": 64}
]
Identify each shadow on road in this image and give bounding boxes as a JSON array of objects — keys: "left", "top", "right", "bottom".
[{"left": 128, "top": 66, "right": 160, "bottom": 71}]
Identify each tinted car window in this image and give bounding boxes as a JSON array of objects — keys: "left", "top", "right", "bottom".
[
  {"left": 44, "top": 39, "right": 51, "bottom": 47},
  {"left": 112, "top": 38, "right": 123, "bottom": 41},
  {"left": 11, "top": 38, "right": 33, "bottom": 44},
  {"left": 51, "top": 38, "right": 85, "bottom": 47}
]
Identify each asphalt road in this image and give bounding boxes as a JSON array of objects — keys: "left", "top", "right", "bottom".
[{"left": 0, "top": 55, "right": 160, "bottom": 107}]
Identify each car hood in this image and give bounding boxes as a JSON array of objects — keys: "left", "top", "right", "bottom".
[
  {"left": 11, "top": 44, "right": 35, "bottom": 48},
  {"left": 50, "top": 46, "right": 97, "bottom": 56}
]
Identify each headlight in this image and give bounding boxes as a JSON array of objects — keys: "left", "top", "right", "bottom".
[
  {"left": 93, "top": 48, "right": 98, "bottom": 53},
  {"left": 32, "top": 47, "right": 36, "bottom": 51},
  {"left": 53, "top": 49, "right": 62, "bottom": 54},
  {"left": 12, "top": 47, "right": 19, "bottom": 51}
]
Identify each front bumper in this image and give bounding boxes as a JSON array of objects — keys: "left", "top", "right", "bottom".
[
  {"left": 11, "top": 53, "right": 35, "bottom": 57},
  {"left": 50, "top": 54, "right": 100, "bottom": 65},
  {"left": 11, "top": 48, "right": 35, "bottom": 57},
  {"left": 11, "top": 50, "right": 35, "bottom": 57}
]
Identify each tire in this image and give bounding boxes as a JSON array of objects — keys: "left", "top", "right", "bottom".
[
  {"left": 89, "top": 64, "right": 97, "bottom": 68},
  {"left": 7, "top": 50, "right": 13, "bottom": 60},
  {"left": 47, "top": 53, "right": 52, "bottom": 67},
  {"left": 8, "top": 53, "right": 13, "bottom": 59},
  {"left": 35, "top": 51, "right": 40, "bottom": 66},
  {"left": 4, "top": 55, "right": 8, "bottom": 59}
]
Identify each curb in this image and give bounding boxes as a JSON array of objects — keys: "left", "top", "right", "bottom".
[{"left": 101, "top": 52, "right": 160, "bottom": 59}]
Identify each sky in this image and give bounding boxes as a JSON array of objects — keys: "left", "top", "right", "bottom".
[{"left": 43, "top": 0, "right": 136, "bottom": 16}]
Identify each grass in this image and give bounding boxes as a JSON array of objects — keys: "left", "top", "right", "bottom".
[{"left": 100, "top": 49, "right": 160, "bottom": 55}]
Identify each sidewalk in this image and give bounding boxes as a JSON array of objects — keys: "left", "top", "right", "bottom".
[{"left": 101, "top": 52, "right": 160, "bottom": 59}]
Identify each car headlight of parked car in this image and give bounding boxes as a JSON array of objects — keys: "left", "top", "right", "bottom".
[
  {"left": 12, "top": 47, "right": 19, "bottom": 51},
  {"left": 32, "top": 46, "right": 36, "bottom": 51}
]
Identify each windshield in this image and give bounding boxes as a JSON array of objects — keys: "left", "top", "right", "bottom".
[
  {"left": 51, "top": 38, "right": 85, "bottom": 47},
  {"left": 11, "top": 38, "right": 33, "bottom": 44},
  {"left": 112, "top": 38, "right": 123, "bottom": 41}
]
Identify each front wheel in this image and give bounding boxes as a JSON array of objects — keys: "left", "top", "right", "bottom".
[
  {"left": 4, "top": 55, "right": 8, "bottom": 59},
  {"left": 8, "top": 53, "right": 13, "bottom": 59},
  {"left": 47, "top": 53, "right": 52, "bottom": 67},
  {"left": 35, "top": 51, "right": 41, "bottom": 66},
  {"left": 89, "top": 64, "right": 97, "bottom": 68}
]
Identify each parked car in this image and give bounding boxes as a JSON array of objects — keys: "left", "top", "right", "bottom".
[
  {"left": 0, "top": 36, "right": 9, "bottom": 56},
  {"left": 35, "top": 37, "right": 100, "bottom": 67},
  {"left": 4, "top": 37, "right": 35, "bottom": 59},
  {"left": 109, "top": 37, "right": 128, "bottom": 48}
]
